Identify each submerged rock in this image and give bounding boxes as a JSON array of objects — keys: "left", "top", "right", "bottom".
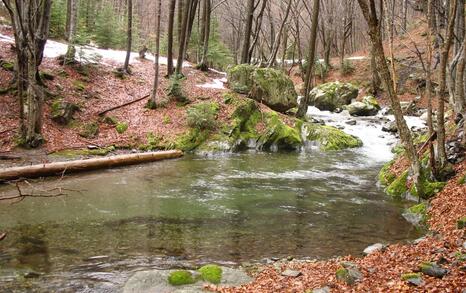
[
  {"left": 309, "top": 82, "right": 358, "bottom": 112},
  {"left": 403, "top": 203, "right": 428, "bottom": 227},
  {"left": 227, "top": 65, "right": 298, "bottom": 112},
  {"left": 347, "top": 96, "right": 381, "bottom": 117},
  {"left": 123, "top": 267, "right": 252, "bottom": 293}
]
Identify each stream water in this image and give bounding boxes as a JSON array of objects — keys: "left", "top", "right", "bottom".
[{"left": 0, "top": 109, "right": 425, "bottom": 292}]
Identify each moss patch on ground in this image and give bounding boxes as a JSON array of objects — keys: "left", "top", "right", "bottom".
[{"left": 378, "top": 160, "right": 396, "bottom": 186}]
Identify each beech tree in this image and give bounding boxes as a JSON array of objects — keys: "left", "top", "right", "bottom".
[
  {"left": 296, "top": 0, "right": 320, "bottom": 119},
  {"left": 167, "top": 0, "right": 176, "bottom": 76},
  {"left": 148, "top": 0, "right": 162, "bottom": 109},
  {"left": 64, "top": 0, "right": 78, "bottom": 64},
  {"left": 356, "top": 0, "right": 424, "bottom": 198},
  {"left": 123, "top": 0, "right": 133, "bottom": 74},
  {"left": 2, "top": 0, "right": 52, "bottom": 148}
]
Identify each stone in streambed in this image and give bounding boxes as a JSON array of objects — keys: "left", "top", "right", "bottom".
[{"left": 309, "top": 82, "right": 359, "bottom": 112}]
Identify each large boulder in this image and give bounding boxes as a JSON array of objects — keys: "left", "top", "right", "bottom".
[
  {"left": 228, "top": 65, "right": 298, "bottom": 113},
  {"left": 347, "top": 96, "right": 380, "bottom": 117},
  {"left": 309, "top": 82, "right": 359, "bottom": 112}
]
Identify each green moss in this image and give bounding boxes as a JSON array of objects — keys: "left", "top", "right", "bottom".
[
  {"left": 335, "top": 268, "right": 355, "bottom": 285},
  {"left": 410, "top": 180, "right": 446, "bottom": 199},
  {"left": 1, "top": 61, "right": 14, "bottom": 71},
  {"left": 303, "top": 123, "right": 362, "bottom": 151},
  {"left": 378, "top": 161, "right": 396, "bottom": 186},
  {"left": 409, "top": 203, "right": 427, "bottom": 214},
  {"left": 73, "top": 80, "right": 86, "bottom": 91},
  {"left": 257, "top": 112, "right": 302, "bottom": 151},
  {"left": 51, "top": 100, "right": 62, "bottom": 118},
  {"left": 198, "top": 264, "right": 222, "bottom": 284},
  {"left": 362, "top": 95, "right": 381, "bottom": 109},
  {"left": 419, "top": 261, "right": 434, "bottom": 272},
  {"left": 401, "top": 272, "right": 421, "bottom": 281},
  {"left": 176, "top": 128, "right": 210, "bottom": 152},
  {"left": 223, "top": 92, "right": 237, "bottom": 104},
  {"left": 386, "top": 170, "right": 408, "bottom": 199},
  {"left": 79, "top": 122, "right": 99, "bottom": 138},
  {"left": 138, "top": 132, "right": 163, "bottom": 151},
  {"left": 167, "top": 270, "right": 196, "bottom": 286},
  {"left": 115, "top": 122, "right": 128, "bottom": 134},
  {"left": 457, "top": 216, "right": 466, "bottom": 229},
  {"left": 227, "top": 64, "right": 256, "bottom": 94},
  {"left": 51, "top": 146, "right": 115, "bottom": 158},
  {"left": 186, "top": 102, "right": 219, "bottom": 130}
]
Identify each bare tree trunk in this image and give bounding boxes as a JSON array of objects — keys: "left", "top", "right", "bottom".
[
  {"left": 267, "top": 0, "right": 292, "bottom": 68},
  {"left": 197, "top": 0, "right": 211, "bottom": 71},
  {"left": 149, "top": 0, "right": 162, "bottom": 108},
  {"left": 167, "top": 0, "right": 176, "bottom": 76},
  {"left": 123, "top": 0, "right": 133, "bottom": 73},
  {"left": 296, "top": 0, "right": 320, "bottom": 119},
  {"left": 436, "top": 0, "right": 458, "bottom": 168},
  {"left": 175, "top": 0, "right": 193, "bottom": 75},
  {"left": 3, "top": 0, "right": 52, "bottom": 148},
  {"left": 241, "top": 0, "right": 255, "bottom": 64},
  {"left": 65, "top": 0, "right": 78, "bottom": 64},
  {"left": 426, "top": 0, "right": 437, "bottom": 174},
  {"left": 357, "top": 0, "right": 424, "bottom": 198}
]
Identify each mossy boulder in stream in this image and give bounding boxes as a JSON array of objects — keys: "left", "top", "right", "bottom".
[
  {"left": 198, "top": 264, "right": 222, "bottom": 284},
  {"left": 300, "top": 122, "right": 362, "bottom": 151},
  {"left": 347, "top": 96, "right": 380, "bottom": 117},
  {"left": 309, "top": 82, "right": 358, "bottom": 112},
  {"left": 227, "top": 65, "right": 298, "bottom": 112},
  {"left": 378, "top": 161, "right": 396, "bottom": 186},
  {"left": 168, "top": 270, "right": 196, "bottom": 286},
  {"left": 385, "top": 170, "right": 409, "bottom": 199}
]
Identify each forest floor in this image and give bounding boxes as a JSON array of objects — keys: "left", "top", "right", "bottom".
[{"left": 1, "top": 20, "right": 465, "bottom": 292}]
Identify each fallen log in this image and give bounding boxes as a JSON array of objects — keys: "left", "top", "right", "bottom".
[
  {"left": 0, "top": 150, "right": 183, "bottom": 182},
  {"left": 98, "top": 94, "right": 150, "bottom": 116}
]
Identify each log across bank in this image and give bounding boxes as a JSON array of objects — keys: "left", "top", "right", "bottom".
[{"left": 0, "top": 150, "right": 183, "bottom": 181}]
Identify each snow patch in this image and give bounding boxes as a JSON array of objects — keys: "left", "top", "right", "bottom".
[
  {"left": 0, "top": 33, "right": 14, "bottom": 43},
  {"left": 197, "top": 78, "right": 226, "bottom": 90}
]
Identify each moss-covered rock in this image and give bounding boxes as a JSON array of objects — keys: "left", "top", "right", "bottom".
[
  {"left": 227, "top": 65, "right": 298, "bottom": 112},
  {"left": 175, "top": 128, "right": 211, "bottom": 152},
  {"left": 198, "top": 264, "right": 222, "bottom": 284},
  {"left": 385, "top": 170, "right": 408, "bottom": 199},
  {"left": 79, "top": 122, "right": 99, "bottom": 138},
  {"left": 410, "top": 180, "right": 446, "bottom": 199},
  {"left": 167, "top": 270, "right": 196, "bottom": 286},
  {"left": 227, "top": 64, "right": 256, "bottom": 94},
  {"left": 347, "top": 96, "right": 380, "bottom": 117},
  {"left": 51, "top": 100, "right": 80, "bottom": 125},
  {"left": 256, "top": 112, "right": 302, "bottom": 151},
  {"left": 186, "top": 102, "right": 219, "bottom": 130},
  {"left": 401, "top": 272, "right": 422, "bottom": 281},
  {"left": 309, "top": 82, "right": 358, "bottom": 112},
  {"left": 457, "top": 217, "right": 466, "bottom": 229},
  {"left": 301, "top": 122, "right": 362, "bottom": 151},
  {"left": 335, "top": 265, "right": 362, "bottom": 285},
  {"left": 51, "top": 146, "right": 115, "bottom": 158},
  {"left": 378, "top": 161, "right": 396, "bottom": 186},
  {"left": 250, "top": 68, "right": 298, "bottom": 112},
  {"left": 419, "top": 262, "right": 448, "bottom": 278},
  {"left": 403, "top": 203, "right": 428, "bottom": 227}
]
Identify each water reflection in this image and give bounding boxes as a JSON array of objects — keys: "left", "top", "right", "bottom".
[{"left": 0, "top": 152, "right": 421, "bottom": 292}]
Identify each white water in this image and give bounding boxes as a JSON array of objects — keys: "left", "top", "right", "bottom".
[{"left": 306, "top": 106, "right": 426, "bottom": 165}]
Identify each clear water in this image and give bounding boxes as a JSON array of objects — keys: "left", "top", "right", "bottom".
[{"left": 0, "top": 151, "right": 421, "bottom": 292}]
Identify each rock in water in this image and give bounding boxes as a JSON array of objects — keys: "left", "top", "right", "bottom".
[
  {"left": 309, "top": 82, "right": 359, "bottom": 112},
  {"left": 281, "top": 269, "right": 302, "bottom": 278},
  {"left": 363, "top": 243, "right": 385, "bottom": 255},
  {"left": 123, "top": 267, "right": 252, "bottom": 293},
  {"left": 382, "top": 121, "right": 398, "bottom": 133},
  {"left": 347, "top": 96, "right": 381, "bottom": 117}
]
